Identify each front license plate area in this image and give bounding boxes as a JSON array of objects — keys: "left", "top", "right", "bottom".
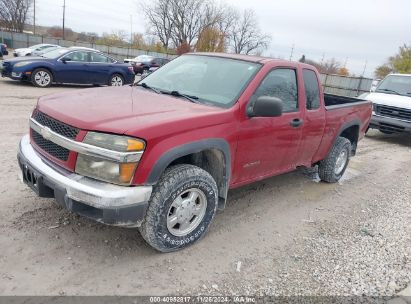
[{"left": 21, "top": 164, "right": 54, "bottom": 197}]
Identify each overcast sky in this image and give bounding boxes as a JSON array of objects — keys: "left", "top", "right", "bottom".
[{"left": 35, "top": 0, "right": 411, "bottom": 77}]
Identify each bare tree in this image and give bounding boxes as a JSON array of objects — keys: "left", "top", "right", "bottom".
[
  {"left": 169, "top": 0, "right": 220, "bottom": 47},
  {"left": 140, "top": 0, "right": 174, "bottom": 49},
  {"left": 229, "top": 9, "right": 271, "bottom": 55},
  {"left": 0, "top": 0, "right": 32, "bottom": 32},
  {"left": 321, "top": 58, "right": 341, "bottom": 74},
  {"left": 140, "top": 0, "right": 225, "bottom": 49}
]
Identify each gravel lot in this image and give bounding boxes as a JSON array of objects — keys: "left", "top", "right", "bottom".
[{"left": 0, "top": 66, "right": 410, "bottom": 297}]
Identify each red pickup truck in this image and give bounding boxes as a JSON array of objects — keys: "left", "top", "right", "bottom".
[{"left": 17, "top": 53, "right": 372, "bottom": 252}]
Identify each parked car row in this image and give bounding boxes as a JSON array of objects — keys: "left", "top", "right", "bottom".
[{"left": 1, "top": 47, "right": 135, "bottom": 87}]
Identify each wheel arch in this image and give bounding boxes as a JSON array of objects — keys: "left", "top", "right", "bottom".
[
  {"left": 32, "top": 66, "right": 55, "bottom": 78},
  {"left": 338, "top": 120, "right": 360, "bottom": 156},
  {"left": 146, "top": 139, "right": 231, "bottom": 210}
]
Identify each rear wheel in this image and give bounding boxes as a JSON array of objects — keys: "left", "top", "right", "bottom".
[
  {"left": 109, "top": 74, "right": 124, "bottom": 86},
  {"left": 31, "top": 68, "right": 53, "bottom": 88},
  {"left": 139, "top": 164, "right": 218, "bottom": 252},
  {"left": 318, "top": 137, "right": 351, "bottom": 183}
]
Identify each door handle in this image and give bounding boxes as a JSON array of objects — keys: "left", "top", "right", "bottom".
[{"left": 290, "top": 118, "right": 303, "bottom": 128}]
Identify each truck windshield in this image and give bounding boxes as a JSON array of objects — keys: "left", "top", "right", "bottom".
[
  {"left": 376, "top": 75, "right": 411, "bottom": 96},
  {"left": 139, "top": 54, "right": 261, "bottom": 107}
]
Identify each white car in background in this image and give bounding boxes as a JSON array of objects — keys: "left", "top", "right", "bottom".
[
  {"left": 68, "top": 46, "right": 99, "bottom": 52},
  {"left": 13, "top": 44, "right": 59, "bottom": 57},
  {"left": 360, "top": 74, "right": 411, "bottom": 134},
  {"left": 123, "top": 54, "right": 153, "bottom": 64}
]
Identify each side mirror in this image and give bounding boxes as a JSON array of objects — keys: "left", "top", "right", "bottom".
[
  {"left": 61, "top": 57, "right": 71, "bottom": 63},
  {"left": 247, "top": 96, "right": 283, "bottom": 117}
]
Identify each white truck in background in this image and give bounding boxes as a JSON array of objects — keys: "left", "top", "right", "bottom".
[{"left": 361, "top": 74, "right": 411, "bottom": 134}]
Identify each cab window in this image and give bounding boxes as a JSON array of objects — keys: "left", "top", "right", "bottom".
[
  {"left": 251, "top": 68, "right": 298, "bottom": 113},
  {"left": 303, "top": 69, "right": 321, "bottom": 110}
]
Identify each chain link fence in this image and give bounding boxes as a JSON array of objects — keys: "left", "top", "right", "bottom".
[
  {"left": 0, "top": 30, "right": 175, "bottom": 61},
  {"left": 319, "top": 73, "right": 373, "bottom": 97}
]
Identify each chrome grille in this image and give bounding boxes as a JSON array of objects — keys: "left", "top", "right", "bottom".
[
  {"left": 375, "top": 105, "right": 411, "bottom": 122},
  {"left": 32, "top": 130, "right": 70, "bottom": 161},
  {"left": 32, "top": 110, "right": 79, "bottom": 139}
]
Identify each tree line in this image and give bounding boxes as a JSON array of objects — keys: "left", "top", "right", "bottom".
[
  {"left": 140, "top": 0, "right": 271, "bottom": 55},
  {"left": 1, "top": 0, "right": 410, "bottom": 79}
]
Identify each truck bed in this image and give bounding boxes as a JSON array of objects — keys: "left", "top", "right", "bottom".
[{"left": 324, "top": 93, "right": 369, "bottom": 109}]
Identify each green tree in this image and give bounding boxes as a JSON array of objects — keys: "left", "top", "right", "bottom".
[
  {"left": 374, "top": 44, "right": 411, "bottom": 78},
  {"left": 374, "top": 65, "right": 393, "bottom": 79},
  {"left": 391, "top": 44, "right": 411, "bottom": 73}
]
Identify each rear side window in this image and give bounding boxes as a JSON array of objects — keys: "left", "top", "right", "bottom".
[
  {"left": 251, "top": 68, "right": 298, "bottom": 113},
  {"left": 63, "top": 51, "right": 89, "bottom": 62},
  {"left": 303, "top": 69, "right": 321, "bottom": 110},
  {"left": 90, "top": 52, "right": 113, "bottom": 63}
]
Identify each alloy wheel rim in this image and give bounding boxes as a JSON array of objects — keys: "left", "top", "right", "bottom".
[
  {"left": 34, "top": 71, "right": 51, "bottom": 86},
  {"left": 111, "top": 76, "right": 123, "bottom": 86},
  {"left": 167, "top": 188, "right": 207, "bottom": 237},
  {"left": 335, "top": 149, "right": 348, "bottom": 175}
]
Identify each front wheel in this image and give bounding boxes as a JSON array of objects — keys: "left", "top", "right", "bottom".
[
  {"left": 318, "top": 137, "right": 351, "bottom": 183},
  {"left": 139, "top": 164, "right": 218, "bottom": 252},
  {"left": 109, "top": 74, "right": 124, "bottom": 86},
  {"left": 31, "top": 68, "right": 53, "bottom": 87}
]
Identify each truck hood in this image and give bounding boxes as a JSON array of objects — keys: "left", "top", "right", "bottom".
[
  {"left": 364, "top": 92, "right": 411, "bottom": 110},
  {"left": 37, "top": 86, "right": 229, "bottom": 137}
]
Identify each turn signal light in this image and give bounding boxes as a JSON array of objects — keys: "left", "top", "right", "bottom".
[
  {"left": 127, "top": 139, "right": 145, "bottom": 151},
  {"left": 119, "top": 163, "right": 138, "bottom": 183}
]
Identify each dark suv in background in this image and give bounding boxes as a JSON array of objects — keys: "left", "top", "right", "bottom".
[
  {"left": 0, "top": 43, "right": 8, "bottom": 57},
  {"left": 132, "top": 56, "right": 170, "bottom": 74}
]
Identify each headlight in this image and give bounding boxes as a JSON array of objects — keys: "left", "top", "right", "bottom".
[
  {"left": 75, "top": 155, "right": 138, "bottom": 185},
  {"left": 75, "top": 132, "right": 145, "bottom": 185},
  {"left": 83, "top": 132, "right": 145, "bottom": 152},
  {"left": 14, "top": 61, "right": 32, "bottom": 68}
]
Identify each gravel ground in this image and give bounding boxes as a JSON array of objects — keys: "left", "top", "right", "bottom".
[{"left": 0, "top": 66, "right": 410, "bottom": 297}]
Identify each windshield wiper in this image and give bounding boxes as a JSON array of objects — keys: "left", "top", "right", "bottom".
[
  {"left": 163, "top": 90, "right": 200, "bottom": 103},
  {"left": 134, "top": 82, "right": 161, "bottom": 94},
  {"left": 377, "top": 88, "right": 402, "bottom": 95}
]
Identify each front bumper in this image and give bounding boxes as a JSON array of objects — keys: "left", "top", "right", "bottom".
[
  {"left": 370, "top": 114, "right": 411, "bottom": 133},
  {"left": 17, "top": 135, "right": 152, "bottom": 227}
]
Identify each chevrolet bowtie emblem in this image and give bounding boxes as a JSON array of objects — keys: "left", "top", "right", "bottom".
[{"left": 40, "top": 126, "right": 52, "bottom": 140}]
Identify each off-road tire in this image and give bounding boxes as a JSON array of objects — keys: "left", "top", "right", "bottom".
[
  {"left": 139, "top": 164, "right": 218, "bottom": 252},
  {"left": 31, "top": 68, "right": 53, "bottom": 88},
  {"left": 318, "top": 136, "right": 351, "bottom": 183}
]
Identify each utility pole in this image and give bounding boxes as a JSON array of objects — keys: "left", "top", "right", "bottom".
[
  {"left": 130, "top": 14, "right": 133, "bottom": 44},
  {"left": 289, "top": 44, "right": 294, "bottom": 61},
  {"left": 62, "top": 0, "right": 66, "bottom": 40},
  {"left": 361, "top": 60, "right": 368, "bottom": 77},
  {"left": 33, "top": 0, "right": 36, "bottom": 35}
]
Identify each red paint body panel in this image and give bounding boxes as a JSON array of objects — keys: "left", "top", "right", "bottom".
[{"left": 34, "top": 54, "right": 372, "bottom": 189}]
